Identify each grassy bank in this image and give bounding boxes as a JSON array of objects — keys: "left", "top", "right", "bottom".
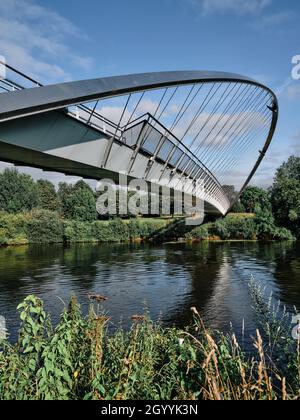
[
  {"left": 0, "top": 283, "right": 299, "bottom": 400},
  {"left": 0, "top": 210, "right": 294, "bottom": 247}
]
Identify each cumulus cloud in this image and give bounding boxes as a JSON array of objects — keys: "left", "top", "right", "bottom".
[
  {"left": 0, "top": 0, "right": 93, "bottom": 83},
  {"left": 0, "top": 0, "right": 95, "bottom": 182}
]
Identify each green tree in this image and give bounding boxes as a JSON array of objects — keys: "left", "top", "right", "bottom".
[
  {"left": 230, "top": 200, "right": 246, "bottom": 213},
  {"left": 240, "top": 186, "right": 271, "bottom": 213},
  {"left": 0, "top": 169, "right": 38, "bottom": 213},
  {"left": 36, "top": 180, "right": 61, "bottom": 212},
  {"left": 59, "top": 181, "right": 97, "bottom": 222},
  {"left": 271, "top": 156, "right": 300, "bottom": 236},
  {"left": 58, "top": 182, "right": 74, "bottom": 218},
  {"left": 26, "top": 209, "right": 63, "bottom": 244}
]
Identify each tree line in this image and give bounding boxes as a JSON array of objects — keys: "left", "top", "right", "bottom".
[{"left": 0, "top": 155, "right": 300, "bottom": 237}]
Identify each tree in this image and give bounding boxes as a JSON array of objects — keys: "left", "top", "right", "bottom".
[
  {"left": 240, "top": 186, "right": 271, "bottom": 213},
  {"left": 36, "top": 180, "right": 61, "bottom": 212},
  {"left": 58, "top": 182, "right": 74, "bottom": 218},
  {"left": 0, "top": 169, "right": 38, "bottom": 214},
  {"left": 231, "top": 201, "right": 246, "bottom": 213},
  {"left": 254, "top": 206, "right": 275, "bottom": 239},
  {"left": 58, "top": 180, "right": 97, "bottom": 222},
  {"left": 271, "top": 156, "right": 300, "bottom": 236},
  {"left": 222, "top": 185, "right": 238, "bottom": 204}
]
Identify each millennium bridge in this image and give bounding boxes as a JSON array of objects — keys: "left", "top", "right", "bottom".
[{"left": 0, "top": 62, "right": 278, "bottom": 215}]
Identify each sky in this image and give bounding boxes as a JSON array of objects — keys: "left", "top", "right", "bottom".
[{"left": 0, "top": 0, "right": 300, "bottom": 189}]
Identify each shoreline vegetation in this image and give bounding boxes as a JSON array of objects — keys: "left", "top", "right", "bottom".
[
  {"left": 0, "top": 282, "right": 299, "bottom": 400},
  {"left": 1, "top": 154, "right": 300, "bottom": 247},
  {"left": 0, "top": 211, "right": 295, "bottom": 248}
]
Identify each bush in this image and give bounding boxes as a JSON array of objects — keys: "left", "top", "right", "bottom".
[
  {"left": 230, "top": 201, "right": 246, "bottom": 213},
  {"left": 212, "top": 217, "right": 258, "bottom": 240},
  {"left": 271, "top": 227, "right": 295, "bottom": 241},
  {"left": 133, "top": 220, "right": 166, "bottom": 239},
  {"left": 63, "top": 220, "right": 95, "bottom": 243},
  {"left": 186, "top": 224, "right": 211, "bottom": 240},
  {"left": 25, "top": 210, "right": 63, "bottom": 244},
  {"left": 92, "top": 219, "right": 130, "bottom": 243},
  {"left": 0, "top": 212, "right": 28, "bottom": 246}
]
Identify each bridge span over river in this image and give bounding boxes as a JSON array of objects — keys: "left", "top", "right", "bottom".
[{"left": 0, "top": 62, "right": 278, "bottom": 215}]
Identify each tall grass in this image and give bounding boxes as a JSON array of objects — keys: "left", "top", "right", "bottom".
[{"left": 0, "top": 284, "right": 299, "bottom": 400}]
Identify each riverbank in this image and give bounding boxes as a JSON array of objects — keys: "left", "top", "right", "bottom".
[
  {"left": 0, "top": 283, "right": 299, "bottom": 400},
  {"left": 0, "top": 210, "right": 295, "bottom": 247}
]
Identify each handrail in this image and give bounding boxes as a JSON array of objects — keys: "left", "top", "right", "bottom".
[{"left": 0, "top": 62, "right": 230, "bottom": 209}]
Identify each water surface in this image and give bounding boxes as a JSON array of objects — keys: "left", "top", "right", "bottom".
[{"left": 0, "top": 241, "right": 299, "bottom": 343}]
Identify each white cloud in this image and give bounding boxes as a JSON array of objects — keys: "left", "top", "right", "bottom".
[
  {"left": 253, "top": 10, "right": 294, "bottom": 28},
  {"left": 0, "top": 0, "right": 93, "bottom": 83},
  {"left": 188, "top": 0, "right": 293, "bottom": 28},
  {"left": 138, "top": 99, "right": 160, "bottom": 115},
  {"left": 190, "top": 0, "right": 272, "bottom": 16},
  {"left": 286, "top": 84, "right": 300, "bottom": 101},
  {"left": 0, "top": 0, "right": 95, "bottom": 183}
]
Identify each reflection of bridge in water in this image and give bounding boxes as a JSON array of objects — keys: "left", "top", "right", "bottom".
[{"left": 0, "top": 63, "right": 278, "bottom": 215}]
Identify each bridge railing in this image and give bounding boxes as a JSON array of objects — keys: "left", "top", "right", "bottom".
[
  {"left": 0, "top": 62, "right": 232, "bottom": 214},
  {"left": 122, "top": 114, "right": 230, "bottom": 212}
]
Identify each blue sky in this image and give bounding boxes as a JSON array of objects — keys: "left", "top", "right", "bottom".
[{"left": 0, "top": 0, "right": 300, "bottom": 187}]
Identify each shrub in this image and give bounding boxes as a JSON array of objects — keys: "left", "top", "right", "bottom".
[
  {"left": 186, "top": 224, "right": 211, "bottom": 240},
  {"left": 0, "top": 212, "right": 28, "bottom": 246},
  {"left": 63, "top": 220, "right": 95, "bottom": 243},
  {"left": 92, "top": 219, "right": 130, "bottom": 242},
  {"left": 212, "top": 217, "right": 258, "bottom": 240},
  {"left": 25, "top": 210, "right": 63, "bottom": 244}
]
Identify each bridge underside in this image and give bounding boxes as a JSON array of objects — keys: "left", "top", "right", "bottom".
[
  {"left": 0, "top": 65, "right": 278, "bottom": 216},
  {"left": 0, "top": 110, "right": 221, "bottom": 214}
]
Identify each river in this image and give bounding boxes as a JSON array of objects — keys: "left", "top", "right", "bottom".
[{"left": 0, "top": 241, "right": 299, "bottom": 344}]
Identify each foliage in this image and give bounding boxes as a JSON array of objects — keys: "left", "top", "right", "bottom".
[
  {"left": 186, "top": 224, "right": 211, "bottom": 240},
  {"left": 230, "top": 200, "right": 246, "bottom": 213},
  {"left": 92, "top": 219, "right": 130, "bottom": 243},
  {"left": 36, "top": 180, "right": 61, "bottom": 213},
  {"left": 0, "top": 289, "right": 299, "bottom": 400},
  {"left": 63, "top": 220, "right": 96, "bottom": 243},
  {"left": 212, "top": 217, "right": 258, "bottom": 240},
  {"left": 254, "top": 207, "right": 295, "bottom": 241},
  {"left": 0, "top": 211, "right": 28, "bottom": 246},
  {"left": 271, "top": 156, "right": 300, "bottom": 237},
  {"left": 240, "top": 186, "right": 272, "bottom": 213},
  {"left": 0, "top": 169, "right": 38, "bottom": 214},
  {"left": 58, "top": 181, "right": 97, "bottom": 223},
  {"left": 25, "top": 210, "right": 63, "bottom": 244},
  {"left": 186, "top": 212, "right": 294, "bottom": 242}
]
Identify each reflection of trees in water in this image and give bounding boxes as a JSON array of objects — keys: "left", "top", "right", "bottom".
[
  {"left": 270, "top": 242, "right": 300, "bottom": 310},
  {"left": 226, "top": 241, "right": 300, "bottom": 310},
  {"left": 162, "top": 242, "right": 227, "bottom": 326},
  {"left": 1, "top": 241, "right": 300, "bottom": 336},
  {"left": 162, "top": 241, "right": 300, "bottom": 331}
]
